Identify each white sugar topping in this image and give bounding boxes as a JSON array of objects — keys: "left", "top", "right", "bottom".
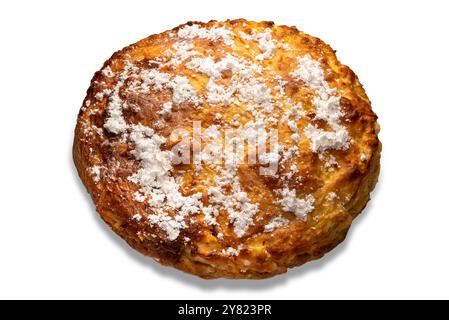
[
  {"left": 291, "top": 54, "right": 349, "bottom": 153},
  {"left": 288, "top": 120, "right": 298, "bottom": 132},
  {"left": 171, "top": 75, "right": 199, "bottom": 105},
  {"left": 208, "top": 170, "right": 260, "bottom": 238},
  {"left": 238, "top": 31, "right": 253, "bottom": 41},
  {"left": 291, "top": 55, "right": 329, "bottom": 91},
  {"left": 325, "top": 192, "right": 337, "bottom": 201},
  {"left": 128, "top": 126, "right": 202, "bottom": 212},
  {"left": 101, "top": 66, "right": 114, "bottom": 78},
  {"left": 275, "top": 188, "right": 315, "bottom": 221},
  {"left": 134, "top": 192, "right": 146, "bottom": 202},
  {"left": 158, "top": 101, "right": 173, "bottom": 117},
  {"left": 202, "top": 206, "right": 219, "bottom": 226},
  {"left": 141, "top": 68, "right": 171, "bottom": 91},
  {"left": 237, "top": 79, "right": 273, "bottom": 111},
  {"left": 148, "top": 214, "right": 185, "bottom": 241},
  {"left": 253, "top": 29, "right": 277, "bottom": 61},
  {"left": 169, "top": 41, "right": 199, "bottom": 66},
  {"left": 186, "top": 54, "right": 260, "bottom": 81},
  {"left": 95, "top": 88, "right": 112, "bottom": 101},
  {"left": 140, "top": 69, "right": 200, "bottom": 106},
  {"left": 178, "top": 24, "right": 234, "bottom": 46},
  {"left": 324, "top": 154, "right": 339, "bottom": 172},
  {"left": 185, "top": 55, "right": 265, "bottom": 108},
  {"left": 304, "top": 124, "right": 349, "bottom": 153},
  {"left": 222, "top": 245, "right": 243, "bottom": 256},
  {"left": 291, "top": 133, "right": 300, "bottom": 142},
  {"left": 103, "top": 81, "right": 127, "bottom": 134},
  {"left": 132, "top": 213, "right": 142, "bottom": 222},
  {"left": 239, "top": 29, "right": 277, "bottom": 60},
  {"left": 186, "top": 55, "right": 245, "bottom": 80},
  {"left": 206, "top": 79, "right": 235, "bottom": 105},
  {"left": 264, "top": 216, "right": 289, "bottom": 232},
  {"left": 88, "top": 166, "right": 101, "bottom": 183},
  {"left": 103, "top": 63, "right": 136, "bottom": 134},
  {"left": 126, "top": 125, "right": 203, "bottom": 239},
  {"left": 314, "top": 96, "right": 343, "bottom": 124}
]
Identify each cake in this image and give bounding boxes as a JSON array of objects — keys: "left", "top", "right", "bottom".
[{"left": 73, "top": 19, "right": 381, "bottom": 279}]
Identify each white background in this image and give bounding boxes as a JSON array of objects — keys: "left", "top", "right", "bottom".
[{"left": 1, "top": 0, "right": 448, "bottom": 299}]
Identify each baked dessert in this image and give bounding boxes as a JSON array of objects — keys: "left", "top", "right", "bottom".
[{"left": 73, "top": 19, "right": 380, "bottom": 279}]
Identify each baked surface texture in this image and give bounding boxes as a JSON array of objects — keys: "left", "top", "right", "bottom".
[{"left": 73, "top": 20, "right": 381, "bottom": 279}]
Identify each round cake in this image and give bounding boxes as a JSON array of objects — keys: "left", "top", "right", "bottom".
[{"left": 73, "top": 19, "right": 381, "bottom": 279}]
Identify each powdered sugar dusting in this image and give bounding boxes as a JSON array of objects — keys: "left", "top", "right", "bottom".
[
  {"left": 103, "top": 63, "right": 135, "bottom": 134},
  {"left": 253, "top": 29, "right": 277, "bottom": 61},
  {"left": 88, "top": 166, "right": 101, "bottom": 183},
  {"left": 361, "top": 152, "right": 367, "bottom": 161},
  {"left": 222, "top": 245, "right": 244, "bottom": 256},
  {"left": 132, "top": 213, "right": 142, "bottom": 222},
  {"left": 126, "top": 125, "right": 203, "bottom": 240},
  {"left": 291, "top": 54, "right": 349, "bottom": 153},
  {"left": 264, "top": 216, "right": 289, "bottom": 232},
  {"left": 275, "top": 188, "right": 315, "bottom": 221},
  {"left": 158, "top": 101, "right": 173, "bottom": 117},
  {"left": 304, "top": 124, "right": 349, "bottom": 153},
  {"left": 325, "top": 192, "right": 337, "bottom": 201},
  {"left": 206, "top": 79, "right": 235, "bottom": 105},
  {"left": 178, "top": 24, "right": 234, "bottom": 46},
  {"left": 101, "top": 66, "right": 114, "bottom": 78},
  {"left": 148, "top": 214, "right": 185, "bottom": 241},
  {"left": 140, "top": 69, "right": 200, "bottom": 106}
]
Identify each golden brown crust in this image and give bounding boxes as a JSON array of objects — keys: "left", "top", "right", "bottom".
[{"left": 73, "top": 19, "right": 380, "bottom": 279}]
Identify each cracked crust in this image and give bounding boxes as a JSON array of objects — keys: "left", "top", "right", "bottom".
[{"left": 73, "top": 19, "right": 381, "bottom": 279}]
